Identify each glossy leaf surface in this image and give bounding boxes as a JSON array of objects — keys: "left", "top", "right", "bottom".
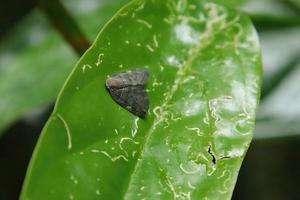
[{"left": 21, "top": 0, "right": 261, "bottom": 199}]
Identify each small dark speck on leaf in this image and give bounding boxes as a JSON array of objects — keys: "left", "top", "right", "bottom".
[{"left": 208, "top": 146, "right": 217, "bottom": 165}]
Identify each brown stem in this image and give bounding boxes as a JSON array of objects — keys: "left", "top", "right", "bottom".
[{"left": 37, "top": 0, "right": 90, "bottom": 56}]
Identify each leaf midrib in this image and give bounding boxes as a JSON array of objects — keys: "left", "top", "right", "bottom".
[{"left": 122, "top": 9, "right": 239, "bottom": 199}]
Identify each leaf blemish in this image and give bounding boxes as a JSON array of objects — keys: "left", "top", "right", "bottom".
[
  {"left": 132, "top": 117, "right": 139, "bottom": 137},
  {"left": 153, "top": 34, "right": 158, "bottom": 47},
  {"left": 207, "top": 146, "right": 216, "bottom": 165},
  {"left": 146, "top": 44, "right": 155, "bottom": 52},
  {"left": 99, "top": 151, "right": 128, "bottom": 162},
  {"left": 57, "top": 114, "right": 72, "bottom": 150},
  {"left": 136, "top": 19, "right": 152, "bottom": 29},
  {"left": 96, "top": 190, "right": 100, "bottom": 196},
  {"left": 119, "top": 137, "right": 139, "bottom": 157},
  {"left": 96, "top": 53, "right": 104, "bottom": 66},
  {"left": 185, "top": 126, "right": 203, "bottom": 136},
  {"left": 82, "top": 64, "right": 92, "bottom": 73}
]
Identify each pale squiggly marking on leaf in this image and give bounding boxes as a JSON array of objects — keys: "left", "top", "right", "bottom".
[
  {"left": 136, "top": 19, "right": 152, "bottom": 29},
  {"left": 114, "top": 129, "right": 119, "bottom": 135},
  {"left": 119, "top": 137, "right": 140, "bottom": 157},
  {"left": 153, "top": 34, "right": 159, "bottom": 48},
  {"left": 185, "top": 126, "right": 203, "bottom": 136},
  {"left": 81, "top": 64, "right": 92, "bottom": 73},
  {"left": 99, "top": 151, "right": 128, "bottom": 162},
  {"left": 131, "top": 117, "right": 139, "bottom": 137},
  {"left": 187, "top": 181, "right": 196, "bottom": 190},
  {"left": 146, "top": 44, "right": 155, "bottom": 52},
  {"left": 57, "top": 114, "right": 72, "bottom": 150},
  {"left": 95, "top": 53, "right": 104, "bottom": 66},
  {"left": 91, "top": 149, "right": 100, "bottom": 153},
  {"left": 179, "top": 163, "right": 203, "bottom": 175}
]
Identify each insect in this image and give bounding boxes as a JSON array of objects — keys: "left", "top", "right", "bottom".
[{"left": 105, "top": 69, "right": 150, "bottom": 118}]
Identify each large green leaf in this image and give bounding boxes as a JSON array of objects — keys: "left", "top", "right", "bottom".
[
  {"left": 21, "top": 0, "right": 262, "bottom": 199},
  {"left": 21, "top": 0, "right": 261, "bottom": 199}
]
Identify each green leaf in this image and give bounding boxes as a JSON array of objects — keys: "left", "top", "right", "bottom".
[
  {"left": 21, "top": 0, "right": 261, "bottom": 199},
  {"left": 0, "top": 0, "right": 128, "bottom": 135}
]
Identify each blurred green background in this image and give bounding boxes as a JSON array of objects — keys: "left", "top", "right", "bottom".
[{"left": 0, "top": 0, "right": 299, "bottom": 199}]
